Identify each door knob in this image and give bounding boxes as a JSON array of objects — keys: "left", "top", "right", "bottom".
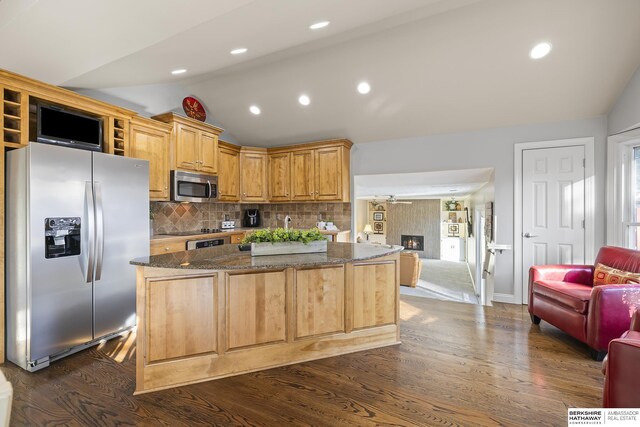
[{"left": 523, "top": 232, "right": 539, "bottom": 238}]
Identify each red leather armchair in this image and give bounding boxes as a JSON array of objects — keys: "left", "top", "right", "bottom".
[
  {"left": 528, "top": 246, "right": 640, "bottom": 360},
  {"left": 602, "top": 308, "right": 640, "bottom": 408}
]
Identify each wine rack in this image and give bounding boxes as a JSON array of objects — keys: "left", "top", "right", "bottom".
[
  {"left": 108, "top": 117, "right": 129, "bottom": 156},
  {"left": 2, "top": 88, "right": 27, "bottom": 148}
]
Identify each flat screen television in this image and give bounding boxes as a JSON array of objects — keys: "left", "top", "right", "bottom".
[{"left": 36, "top": 103, "right": 103, "bottom": 152}]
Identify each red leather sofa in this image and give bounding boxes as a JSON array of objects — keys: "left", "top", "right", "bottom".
[
  {"left": 528, "top": 246, "right": 640, "bottom": 360},
  {"left": 602, "top": 308, "right": 640, "bottom": 408}
]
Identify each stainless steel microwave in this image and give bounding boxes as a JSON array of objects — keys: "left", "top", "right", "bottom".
[{"left": 171, "top": 171, "right": 218, "bottom": 202}]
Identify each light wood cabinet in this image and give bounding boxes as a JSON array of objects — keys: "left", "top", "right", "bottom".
[
  {"left": 129, "top": 117, "right": 171, "bottom": 201},
  {"left": 315, "top": 146, "right": 343, "bottom": 201},
  {"left": 150, "top": 239, "right": 186, "bottom": 255},
  {"left": 218, "top": 141, "right": 241, "bottom": 202},
  {"left": 240, "top": 148, "right": 268, "bottom": 202},
  {"left": 152, "top": 112, "right": 222, "bottom": 175},
  {"left": 199, "top": 131, "right": 218, "bottom": 175},
  {"left": 230, "top": 233, "right": 244, "bottom": 244},
  {"left": 268, "top": 152, "right": 291, "bottom": 201},
  {"left": 295, "top": 266, "right": 345, "bottom": 338},
  {"left": 134, "top": 253, "right": 399, "bottom": 393},
  {"left": 271, "top": 139, "right": 351, "bottom": 202},
  {"left": 290, "top": 149, "right": 315, "bottom": 201},
  {"left": 227, "top": 270, "right": 287, "bottom": 349},
  {"left": 352, "top": 262, "right": 396, "bottom": 329},
  {"left": 147, "top": 276, "right": 218, "bottom": 362}
]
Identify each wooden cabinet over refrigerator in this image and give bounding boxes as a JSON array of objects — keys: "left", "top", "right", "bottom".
[{"left": 129, "top": 116, "right": 172, "bottom": 201}]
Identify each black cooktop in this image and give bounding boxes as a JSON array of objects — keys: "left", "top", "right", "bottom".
[{"left": 159, "top": 228, "right": 222, "bottom": 237}]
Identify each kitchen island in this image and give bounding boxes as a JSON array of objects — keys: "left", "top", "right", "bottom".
[{"left": 130, "top": 243, "right": 402, "bottom": 394}]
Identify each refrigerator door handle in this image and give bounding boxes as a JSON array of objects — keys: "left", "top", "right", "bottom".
[
  {"left": 94, "top": 182, "right": 104, "bottom": 281},
  {"left": 85, "top": 182, "right": 95, "bottom": 283}
]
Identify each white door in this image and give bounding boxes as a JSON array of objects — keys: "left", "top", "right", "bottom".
[{"left": 521, "top": 146, "right": 585, "bottom": 303}]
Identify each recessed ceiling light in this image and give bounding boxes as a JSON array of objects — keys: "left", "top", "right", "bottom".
[
  {"left": 298, "top": 94, "right": 310, "bottom": 106},
  {"left": 171, "top": 69, "right": 187, "bottom": 75},
  {"left": 357, "top": 81, "right": 371, "bottom": 94},
  {"left": 309, "top": 21, "right": 330, "bottom": 30},
  {"left": 530, "top": 42, "right": 552, "bottom": 59},
  {"left": 230, "top": 48, "right": 248, "bottom": 55},
  {"left": 249, "top": 105, "right": 261, "bottom": 115}
]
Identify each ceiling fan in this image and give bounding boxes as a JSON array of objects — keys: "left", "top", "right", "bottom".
[{"left": 375, "top": 195, "right": 412, "bottom": 205}]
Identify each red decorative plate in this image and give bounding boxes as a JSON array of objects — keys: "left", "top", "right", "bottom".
[{"left": 182, "top": 96, "right": 206, "bottom": 122}]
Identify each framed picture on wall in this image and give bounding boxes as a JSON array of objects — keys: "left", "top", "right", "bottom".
[
  {"left": 485, "top": 202, "right": 494, "bottom": 242},
  {"left": 373, "top": 222, "right": 384, "bottom": 233},
  {"left": 373, "top": 212, "right": 384, "bottom": 221}
]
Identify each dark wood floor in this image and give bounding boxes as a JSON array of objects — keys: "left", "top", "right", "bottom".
[{"left": 2, "top": 296, "right": 604, "bottom": 426}]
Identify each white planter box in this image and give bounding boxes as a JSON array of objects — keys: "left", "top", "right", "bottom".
[{"left": 251, "top": 240, "right": 327, "bottom": 256}]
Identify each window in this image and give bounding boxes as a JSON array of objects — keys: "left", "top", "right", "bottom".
[
  {"left": 626, "top": 146, "right": 640, "bottom": 249},
  {"left": 607, "top": 129, "right": 640, "bottom": 248}
]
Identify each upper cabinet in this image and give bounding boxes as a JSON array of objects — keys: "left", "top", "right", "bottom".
[
  {"left": 269, "top": 139, "right": 352, "bottom": 203},
  {"left": 152, "top": 112, "right": 222, "bottom": 175},
  {"left": 240, "top": 147, "right": 268, "bottom": 202},
  {"left": 218, "top": 140, "right": 241, "bottom": 202},
  {"left": 129, "top": 116, "right": 172, "bottom": 201},
  {"left": 268, "top": 152, "right": 291, "bottom": 201},
  {"left": 290, "top": 149, "right": 315, "bottom": 201},
  {"left": 314, "top": 145, "right": 345, "bottom": 201}
]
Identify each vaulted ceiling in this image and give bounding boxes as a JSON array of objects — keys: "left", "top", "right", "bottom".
[{"left": 2, "top": 0, "right": 640, "bottom": 146}]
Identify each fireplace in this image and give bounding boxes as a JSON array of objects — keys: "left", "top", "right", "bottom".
[{"left": 401, "top": 235, "right": 424, "bottom": 251}]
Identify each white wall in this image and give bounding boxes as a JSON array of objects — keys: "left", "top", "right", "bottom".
[
  {"left": 354, "top": 199, "right": 368, "bottom": 242},
  {"left": 466, "top": 175, "right": 495, "bottom": 291},
  {"left": 72, "top": 85, "right": 240, "bottom": 143},
  {"left": 351, "top": 116, "right": 608, "bottom": 302},
  {"left": 609, "top": 65, "right": 640, "bottom": 135}
]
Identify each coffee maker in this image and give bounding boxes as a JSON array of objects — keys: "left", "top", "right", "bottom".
[{"left": 243, "top": 209, "right": 260, "bottom": 227}]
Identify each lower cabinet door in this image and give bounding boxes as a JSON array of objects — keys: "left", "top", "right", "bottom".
[
  {"left": 352, "top": 262, "right": 396, "bottom": 329},
  {"left": 226, "top": 270, "right": 287, "bottom": 349},
  {"left": 147, "top": 276, "right": 217, "bottom": 362},
  {"left": 295, "top": 266, "right": 345, "bottom": 338}
]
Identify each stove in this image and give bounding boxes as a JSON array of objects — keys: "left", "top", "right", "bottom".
[{"left": 159, "top": 228, "right": 221, "bottom": 237}]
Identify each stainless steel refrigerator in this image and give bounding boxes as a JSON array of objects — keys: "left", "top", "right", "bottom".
[{"left": 6, "top": 143, "right": 149, "bottom": 371}]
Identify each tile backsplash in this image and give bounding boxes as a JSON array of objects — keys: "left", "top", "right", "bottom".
[{"left": 151, "top": 202, "right": 352, "bottom": 234}]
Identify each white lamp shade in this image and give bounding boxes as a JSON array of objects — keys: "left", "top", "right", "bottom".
[{"left": 363, "top": 224, "right": 373, "bottom": 234}]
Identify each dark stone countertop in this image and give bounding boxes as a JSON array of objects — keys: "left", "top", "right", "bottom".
[{"left": 131, "top": 242, "right": 403, "bottom": 271}]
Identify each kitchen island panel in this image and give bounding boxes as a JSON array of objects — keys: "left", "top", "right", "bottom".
[
  {"left": 133, "top": 245, "right": 402, "bottom": 394},
  {"left": 226, "top": 270, "right": 287, "bottom": 350},
  {"left": 295, "top": 266, "right": 345, "bottom": 339},
  {"left": 146, "top": 275, "right": 217, "bottom": 363},
  {"left": 352, "top": 261, "right": 397, "bottom": 330}
]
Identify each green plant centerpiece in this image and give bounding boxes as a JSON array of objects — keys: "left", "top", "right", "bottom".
[{"left": 242, "top": 228, "right": 328, "bottom": 256}]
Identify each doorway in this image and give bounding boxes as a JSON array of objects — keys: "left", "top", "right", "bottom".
[
  {"left": 514, "top": 137, "right": 596, "bottom": 304},
  {"left": 352, "top": 168, "right": 494, "bottom": 304}
]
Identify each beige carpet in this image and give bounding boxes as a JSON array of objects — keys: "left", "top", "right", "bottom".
[{"left": 400, "top": 258, "right": 479, "bottom": 304}]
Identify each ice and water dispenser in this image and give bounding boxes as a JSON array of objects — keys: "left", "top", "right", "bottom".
[{"left": 44, "top": 217, "right": 81, "bottom": 258}]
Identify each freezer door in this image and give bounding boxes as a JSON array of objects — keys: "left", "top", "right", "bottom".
[
  {"left": 92, "top": 152, "right": 149, "bottom": 338},
  {"left": 28, "top": 144, "right": 94, "bottom": 361}
]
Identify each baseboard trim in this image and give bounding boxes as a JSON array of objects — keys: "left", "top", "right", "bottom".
[{"left": 492, "top": 293, "right": 518, "bottom": 304}]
